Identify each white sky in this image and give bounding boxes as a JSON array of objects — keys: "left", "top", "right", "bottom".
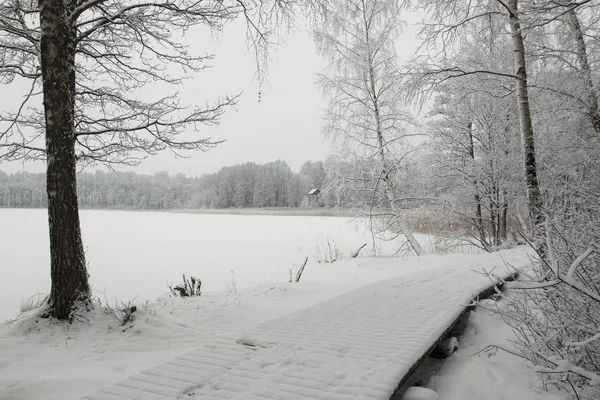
[{"left": 1, "top": 12, "right": 421, "bottom": 177}]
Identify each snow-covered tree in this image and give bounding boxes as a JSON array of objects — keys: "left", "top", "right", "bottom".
[
  {"left": 403, "top": 1, "right": 600, "bottom": 395},
  {"left": 0, "top": 0, "right": 303, "bottom": 320},
  {"left": 405, "top": 0, "right": 543, "bottom": 236},
  {"left": 314, "top": 0, "right": 424, "bottom": 255}
]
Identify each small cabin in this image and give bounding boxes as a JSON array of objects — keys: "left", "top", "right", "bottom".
[{"left": 307, "top": 188, "right": 321, "bottom": 208}]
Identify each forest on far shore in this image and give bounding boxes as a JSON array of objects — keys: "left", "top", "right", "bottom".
[{"left": 0, "top": 160, "right": 328, "bottom": 210}]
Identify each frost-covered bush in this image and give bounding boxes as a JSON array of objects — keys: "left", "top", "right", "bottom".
[
  {"left": 20, "top": 293, "right": 48, "bottom": 313},
  {"left": 499, "top": 183, "right": 600, "bottom": 399},
  {"left": 169, "top": 274, "right": 202, "bottom": 297}
]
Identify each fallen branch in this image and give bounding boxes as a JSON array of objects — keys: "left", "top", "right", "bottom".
[{"left": 471, "top": 344, "right": 528, "bottom": 361}]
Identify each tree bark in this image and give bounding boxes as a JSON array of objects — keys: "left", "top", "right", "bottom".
[
  {"left": 499, "top": 189, "right": 508, "bottom": 243},
  {"left": 506, "top": 0, "right": 543, "bottom": 232},
  {"left": 566, "top": 7, "right": 600, "bottom": 136},
  {"left": 467, "top": 122, "right": 488, "bottom": 248},
  {"left": 39, "top": 0, "right": 90, "bottom": 320}
]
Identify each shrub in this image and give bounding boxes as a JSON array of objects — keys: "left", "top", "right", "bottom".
[
  {"left": 20, "top": 293, "right": 48, "bottom": 313},
  {"left": 169, "top": 274, "right": 202, "bottom": 297},
  {"left": 98, "top": 298, "right": 137, "bottom": 326}
]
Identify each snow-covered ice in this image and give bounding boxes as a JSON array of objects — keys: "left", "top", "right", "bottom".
[{"left": 0, "top": 208, "right": 399, "bottom": 322}]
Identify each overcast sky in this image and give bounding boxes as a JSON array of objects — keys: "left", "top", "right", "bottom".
[{"left": 1, "top": 12, "right": 420, "bottom": 177}]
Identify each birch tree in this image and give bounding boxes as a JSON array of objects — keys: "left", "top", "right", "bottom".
[
  {"left": 0, "top": 0, "right": 301, "bottom": 320},
  {"left": 418, "top": 7, "right": 525, "bottom": 249},
  {"left": 314, "top": 0, "right": 424, "bottom": 255},
  {"left": 405, "top": 2, "right": 600, "bottom": 394},
  {"left": 426, "top": 78, "right": 522, "bottom": 250},
  {"left": 405, "top": 0, "right": 544, "bottom": 235},
  {"left": 524, "top": 0, "right": 599, "bottom": 137}
]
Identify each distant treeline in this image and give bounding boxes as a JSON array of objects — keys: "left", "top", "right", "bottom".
[{"left": 0, "top": 160, "right": 329, "bottom": 210}]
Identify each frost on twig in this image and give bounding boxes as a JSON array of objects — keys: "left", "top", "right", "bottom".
[
  {"left": 566, "top": 247, "right": 595, "bottom": 281},
  {"left": 543, "top": 222, "right": 599, "bottom": 303},
  {"left": 568, "top": 332, "right": 600, "bottom": 349},
  {"left": 474, "top": 329, "right": 600, "bottom": 387},
  {"left": 534, "top": 358, "right": 600, "bottom": 386}
]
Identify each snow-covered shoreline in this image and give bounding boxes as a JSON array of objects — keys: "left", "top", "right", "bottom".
[
  {"left": 1, "top": 245, "right": 563, "bottom": 400},
  {"left": 0, "top": 210, "right": 564, "bottom": 400}
]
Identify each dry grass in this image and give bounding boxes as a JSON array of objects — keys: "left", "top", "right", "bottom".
[
  {"left": 97, "top": 297, "right": 138, "bottom": 326},
  {"left": 19, "top": 293, "right": 48, "bottom": 313},
  {"left": 311, "top": 234, "right": 343, "bottom": 263},
  {"left": 402, "top": 209, "right": 521, "bottom": 237},
  {"left": 168, "top": 208, "right": 353, "bottom": 217}
]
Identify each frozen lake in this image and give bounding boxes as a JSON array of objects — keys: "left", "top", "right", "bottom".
[{"left": 0, "top": 209, "right": 378, "bottom": 321}]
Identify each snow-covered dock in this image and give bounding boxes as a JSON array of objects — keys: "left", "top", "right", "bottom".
[{"left": 80, "top": 262, "right": 514, "bottom": 400}]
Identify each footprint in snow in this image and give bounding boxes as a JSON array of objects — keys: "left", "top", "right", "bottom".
[{"left": 236, "top": 337, "right": 273, "bottom": 349}]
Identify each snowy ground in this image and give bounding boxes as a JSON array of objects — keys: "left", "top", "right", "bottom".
[{"left": 0, "top": 210, "right": 564, "bottom": 400}]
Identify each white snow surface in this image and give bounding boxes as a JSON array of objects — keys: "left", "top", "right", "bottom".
[
  {"left": 425, "top": 299, "right": 565, "bottom": 400},
  {"left": 3, "top": 249, "right": 528, "bottom": 400},
  {"left": 0, "top": 210, "right": 559, "bottom": 400},
  {"left": 401, "top": 387, "right": 441, "bottom": 400}
]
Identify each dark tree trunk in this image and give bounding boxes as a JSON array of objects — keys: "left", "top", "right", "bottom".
[
  {"left": 507, "top": 0, "right": 543, "bottom": 232},
  {"left": 499, "top": 189, "right": 508, "bottom": 244},
  {"left": 467, "top": 122, "right": 488, "bottom": 248},
  {"left": 489, "top": 198, "right": 498, "bottom": 246},
  {"left": 39, "top": 0, "right": 90, "bottom": 320}
]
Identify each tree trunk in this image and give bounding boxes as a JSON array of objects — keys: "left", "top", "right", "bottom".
[
  {"left": 467, "top": 122, "right": 488, "bottom": 248},
  {"left": 39, "top": 0, "right": 90, "bottom": 320},
  {"left": 363, "top": 12, "right": 424, "bottom": 256},
  {"left": 498, "top": 189, "right": 508, "bottom": 243},
  {"left": 506, "top": 0, "right": 543, "bottom": 232},
  {"left": 490, "top": 197, "right": 498, "bottom": 247},
  {"left": 370, "top": 76, "right": 424, "bottom": 256},
  {"left": 566, "top": 7, "right": 600, "bottom": 136}
]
